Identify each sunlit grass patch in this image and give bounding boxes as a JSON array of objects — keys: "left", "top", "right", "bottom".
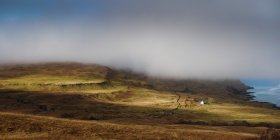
[
  {"left": 0, "top": 74, "right": 109, "bottom": 93},
  {"left": 0, "top": 74, "right": 105, "bottom": 85},
  {"left": 189, "top": 103, "right": 280, "bottom": 123}
]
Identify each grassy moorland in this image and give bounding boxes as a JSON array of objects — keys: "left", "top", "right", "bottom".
[{"left": 0, "top": 63, "right": 279, "bottom": 140}]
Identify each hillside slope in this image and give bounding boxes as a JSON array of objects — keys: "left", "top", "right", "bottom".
[{"left": 0, "top": 63, "right": 279, "bottom": 139}]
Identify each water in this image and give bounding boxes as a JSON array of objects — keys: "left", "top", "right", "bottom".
[{"left": 242, "top": 79, "right": 280, "bottom": 107}]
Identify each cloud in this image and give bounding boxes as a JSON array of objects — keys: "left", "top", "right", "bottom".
[{"left": 0, "top": 0, "right": 280, "bottom": 79}]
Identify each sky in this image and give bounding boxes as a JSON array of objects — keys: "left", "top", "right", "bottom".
[{"left": 0, "top": 0, "right": 280, "bottom": 79}]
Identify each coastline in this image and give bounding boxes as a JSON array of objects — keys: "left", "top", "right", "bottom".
[{"left": 243, "top": 85, "right": 280, "bottom": 109}]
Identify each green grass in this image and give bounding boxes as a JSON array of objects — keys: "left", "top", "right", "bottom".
[
  {"left": 196, "top": 103, "right": 280, "bottom": 123},
  {"left": 0, "top": 72, "right": 280, "bottom": 126},
  {"left": 0, "top": 63, "right": 280, "bottom": 139},
  {"left": 0, "top": 74, "right": 105, "bottom": 85},
  {"left": 0, "top": 74, "right": 110, "bottom": 92}
]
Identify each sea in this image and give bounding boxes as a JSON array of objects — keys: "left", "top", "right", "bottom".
[{"left": 242, "top": 79, "right": 280, "bottom": 107}]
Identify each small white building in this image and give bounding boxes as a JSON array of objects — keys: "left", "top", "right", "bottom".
[{"left": 200, "top": 100, "right": 204, "bottom": 105}]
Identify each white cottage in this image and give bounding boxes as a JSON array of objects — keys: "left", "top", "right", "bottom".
[{"left": 200, "top": 100, "right": 204, "bottom": 105}]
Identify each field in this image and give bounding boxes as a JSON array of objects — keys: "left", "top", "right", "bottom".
[{"left": 0, "top": 63, "right": 279, "bottom": 139}]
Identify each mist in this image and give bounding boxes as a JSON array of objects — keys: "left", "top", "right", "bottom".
[{"left": 0, "top": 0, "right": 280, "bottom": 79}]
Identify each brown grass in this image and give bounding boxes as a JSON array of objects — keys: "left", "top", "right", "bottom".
[
  {"left": 0, "top": 63, "right": 279, "bottom": 140},
  {"left": 0, "top": 112, "right": 259, "bottom": 140}
]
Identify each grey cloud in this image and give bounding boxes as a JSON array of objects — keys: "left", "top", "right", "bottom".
[{"left": 0, "top": 0, "right": 280, "bottom": 79}]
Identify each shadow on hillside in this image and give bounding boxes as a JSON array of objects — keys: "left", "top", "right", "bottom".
[
  {"left": 0, "top": 90, "right": 213, "bottom": 122},
  {"left": 0, "top": 90, "right": 279, "bottom": 128}
]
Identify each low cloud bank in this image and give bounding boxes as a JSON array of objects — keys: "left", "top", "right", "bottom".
[{"left": 0, "top": 0, "right": 279, "bottom": 79}]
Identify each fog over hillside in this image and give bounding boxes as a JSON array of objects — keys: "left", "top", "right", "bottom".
[{"left": 0, "top": 0, "right": 280, "bottom": 79}]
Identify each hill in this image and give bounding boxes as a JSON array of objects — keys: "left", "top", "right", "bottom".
[{"left": 0, "top": 62, "right": 279, "bottom": 139}]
